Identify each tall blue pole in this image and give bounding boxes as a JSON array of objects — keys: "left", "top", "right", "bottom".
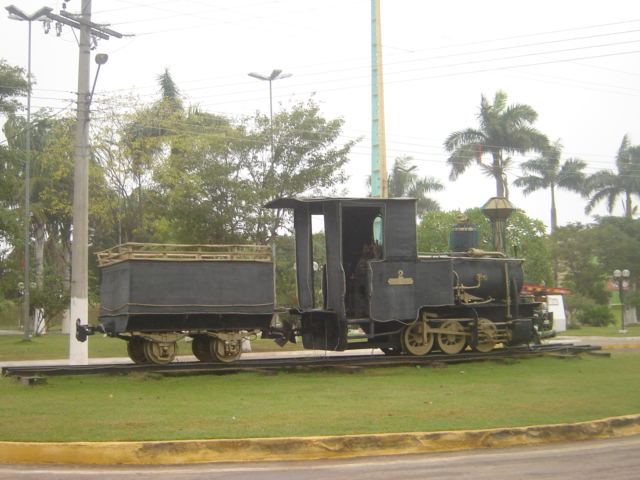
[{"left": 371, "top": 0, "right": 388, "bottom": 198}]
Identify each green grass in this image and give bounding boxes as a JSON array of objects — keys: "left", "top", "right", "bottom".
[
  {"left": 0, "top": 352, "right": 639, "bottom": 442},
  {"left": 0, "top": 334, "right": 301, "bottom": 362},
  {"left": 563, "top": 324, "right": 640, "bottom": 337}
]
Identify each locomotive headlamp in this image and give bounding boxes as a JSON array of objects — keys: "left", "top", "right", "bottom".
[{"left": 481, "top": 197, "right": 515, "bottom": 253}]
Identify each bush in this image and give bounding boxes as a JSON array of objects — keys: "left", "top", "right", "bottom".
[
  {"left": 567, "top": 319, "right": 581, "bottom": 330},
  {"left": 564, "top": 293, "right": 594, "bottom": 327},
  {"left": 575, "top": 304, "right": 615, "bottom": 327}
]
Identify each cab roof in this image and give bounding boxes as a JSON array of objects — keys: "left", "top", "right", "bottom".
[{"left": 264, "top": 197, "right": 416, "bottom": 214}]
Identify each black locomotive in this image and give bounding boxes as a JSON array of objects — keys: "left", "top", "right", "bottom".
[{"left": 79, "top": 197, "right": 540, "bottom": 364}]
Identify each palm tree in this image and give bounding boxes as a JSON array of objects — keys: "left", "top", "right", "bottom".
[
  {"left": 585, "top": 135, "right": 640, "bottom": 219},
  {"left": 444, "top": 90, "right": 548, "bottom": 198},
  {"left": 514, "top": 141, "right": 587, "bottom": 233},
  {"left": 388, "top": 156, "right": 443, "bottom": 215}
]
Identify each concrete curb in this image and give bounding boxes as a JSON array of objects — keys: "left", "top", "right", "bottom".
[
  {"left": 1, "top": 414, "right": 639, "bottom": 465},
  {"left": 600, "top": 343, "right": 640, "bottom": 350}
]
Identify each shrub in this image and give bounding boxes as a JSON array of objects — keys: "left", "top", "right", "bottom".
[
  {"left": 575, "top": 304, "right": 615, "bottom": 327},
  {"left": 567, "top": 319, "right": 581, "bottom": 330}
]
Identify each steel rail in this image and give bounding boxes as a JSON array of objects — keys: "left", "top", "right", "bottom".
[{"left": 2, "top": 344, "right": 603, "bottom": 378}]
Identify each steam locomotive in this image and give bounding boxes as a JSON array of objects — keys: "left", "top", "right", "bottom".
[{"left": 78, "top": 197, "right": 541, "bottom": 364}]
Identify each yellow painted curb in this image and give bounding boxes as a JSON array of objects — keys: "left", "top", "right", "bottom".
[
  {"left": 600, "top": 343, "right": 640, "bottom": 350},
  {"left": 1, "top": 414, "right": 639, "bottom": 465}
]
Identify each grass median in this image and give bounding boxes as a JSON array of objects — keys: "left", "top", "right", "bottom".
[
  {"left": 0, "top": 351, "right": 638, "bottom": 442},
  {"left": 563, "top": 324, "right": 640, "bottom": 337}
]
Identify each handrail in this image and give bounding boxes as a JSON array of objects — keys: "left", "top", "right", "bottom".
[{"left": 97, "top": 242, "right": 272, "bottom": 267}]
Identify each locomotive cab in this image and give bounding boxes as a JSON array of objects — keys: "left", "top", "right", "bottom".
[{"left": 266, "top": 197, "right": 454, "bottom": 352}]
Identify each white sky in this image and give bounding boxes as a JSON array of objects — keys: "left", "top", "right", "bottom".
[{"left": 2, "top": 0, "right": 640, "bottom": 232}]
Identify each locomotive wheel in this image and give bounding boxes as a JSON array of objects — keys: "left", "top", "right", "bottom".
[
  {"left": 210, "top": 338, "right": 242, "bottom": 363},
  {"left": 401, "top": 322, "right": 434, "bottom": 356},
  {"left": 436, "top": 320, "right": 466, "bottom": 355},
  {"left": 127, "top": 336, "right": 149, "bottom": 364},
  {"left": 142, "top": 339, "right": 177, "bottom": 365},
  {"left": 474, "top": 318, "right": 497, "bottom": 353},
  {"left": 191, "top": 335, "right": 214, "bottom": 362}
]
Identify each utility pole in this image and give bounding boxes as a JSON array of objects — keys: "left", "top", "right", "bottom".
[
  {"left": 8, "top": 2, "right": 122, "bottom": 360},
  {"left": 5, "top": 5, "right": 53, "bottom": 341},
  {"left": 40, "top": 0, "right": 123, "bottom": 364},
  {"left": 68, "top": 0, "right": 92, "bottom": 365},
  {"left": 371, "top": 0, "right": 388, "bottom": 198}
]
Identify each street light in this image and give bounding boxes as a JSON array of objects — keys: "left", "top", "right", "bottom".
[
  {"left": 613, "top": 269, "right": 630, "bottom": 334},
  {"left": 89, "top": 53, "right": 109, "bottom": 106},
  {"left": 5, "top": 4, "right": 53, "bottom": 341},
  {"left": 247, "top": 69, "right": 292, "bottom": 160}
]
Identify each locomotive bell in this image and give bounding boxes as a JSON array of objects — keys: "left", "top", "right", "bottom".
[{"left": 481, "top": 197, "right": 515, "bottom": 253}]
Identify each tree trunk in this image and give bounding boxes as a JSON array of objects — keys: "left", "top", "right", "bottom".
[
  {"left": 33, "top": 222, "right": 46, "bottom": 334},
  {"left": 625, "top": 190, "right": 633, "bottom": 219},
  {"left": 494, "top": 173, "right": 505, "bottom": 198},
  {"left": 61, "top": 232, "right": 73, "bottom": 334},
  {"left": 33, "top": 222, "right": 45, "bottom": 287},
  {"left": 492, "top": 153, "right": 507, "bottom": 198},
  {"left": 550, "top": 185, "right": 558, "bottom": 234}
]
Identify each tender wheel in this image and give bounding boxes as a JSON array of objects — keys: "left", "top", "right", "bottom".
[
  {"left": 436, "top": 320, "right": 466, "bottom": 355},
  {"left": 210, "top": 338, "right": 242, "bottom": 363},
  {"left": 401, "top": 321, "right": 434, "bottom": 356},
  {"left": 127, "top": 336, "right": 149, "bottom": 364},
  {"left": 474, "top": 318, "right": 497, "bottom": 353},
  {"left": 191, "top": 335, "right": 213, "bottom": 362},
  {"left": 142, "top": 339, "right": 177, "bottom": 365}
]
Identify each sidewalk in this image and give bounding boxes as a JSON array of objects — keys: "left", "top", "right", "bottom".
[
  {"left": 554, "top": 335, "right": 640, "bottom": 349},
  {"left": 0, "top": 347, "right": 377, "bottom": 370}
]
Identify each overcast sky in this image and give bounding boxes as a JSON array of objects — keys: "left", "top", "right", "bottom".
[{"left": 2, "top": 0, "right": 640, "bottom": 231}]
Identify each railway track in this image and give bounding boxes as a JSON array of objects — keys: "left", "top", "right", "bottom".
[{"left": 2, "top": 343, "right": 605, "bottom": 378}]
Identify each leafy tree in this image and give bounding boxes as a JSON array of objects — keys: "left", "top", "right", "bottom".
[
  {"left": 112, "top": 71, "right": 186, "bottom": 240},
  {"left": 550, "top": 224, "right": 610, "bottom": 304},
  {"left": 0, "top": 135, "right": 23, "bottom": 249},
  {"left": 92, "top": 94, "right": 185, "bottom": 246},
  {"left": 552, "top": 217, "right": 640, "bottom": 324},
  {"left": 0, "top": 60, "right": 29, "bottom": 265},
  {"left": 589, "top": 216, "right": 640, "bottom": 323},
  {"left": 0, "top": 59, "right": 28, "bottom": 115},
  {"left": 136, "top": 98, "right": 354, "bottom": 245},
  {"left": 387, "top": 156, "right": 443, "bottom": 215},
  {"left": 514, "top": 140, "right": 587, "bottom": 233},
  {"left": 588, "top": 217, "right": 640, "bottom": 286},
  {"left": 157, "top": 68, "right": 182, "bottom": 110},
  {"left": 149, "top": 108, "right": 247, "bottom": 244},
  {"left": 444, "top": 90, "right": 548, "bottom": 198},
  {"left": 417, "top": 208, "right": 552, "bottom": 285},
  {"left": 4, "top": 113, "right": 86, "bottom": 331},
  {"left": 238, "top": 99, "right": 356, "bottom": 243},
  {"left": 585, "top": 135, "right": 640, "bottom": 219}
]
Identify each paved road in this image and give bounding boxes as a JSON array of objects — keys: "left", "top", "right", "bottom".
[{"left": 1, "top": 435, "right": 639, "bottom": 480}]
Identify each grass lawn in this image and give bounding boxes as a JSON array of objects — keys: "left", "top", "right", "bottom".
[
  {"left": 562, "top": 324, "right": 640, "bottom": 337},
  {"left": 0, "top": 351, "right": 638, "bottom": 442},
  {"left": 0, "top": 334, "right": 301, "bottom": 362}
]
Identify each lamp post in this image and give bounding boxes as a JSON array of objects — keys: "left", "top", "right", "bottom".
[
  {"left": 5, "top": 4, "right": 53, "bottom": 341},
  {"left": 247, "top": 70, "right": 292, "bottom": 161},
  {"left": 613, "top": 269, "right": 630, "bottom": 334}
]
